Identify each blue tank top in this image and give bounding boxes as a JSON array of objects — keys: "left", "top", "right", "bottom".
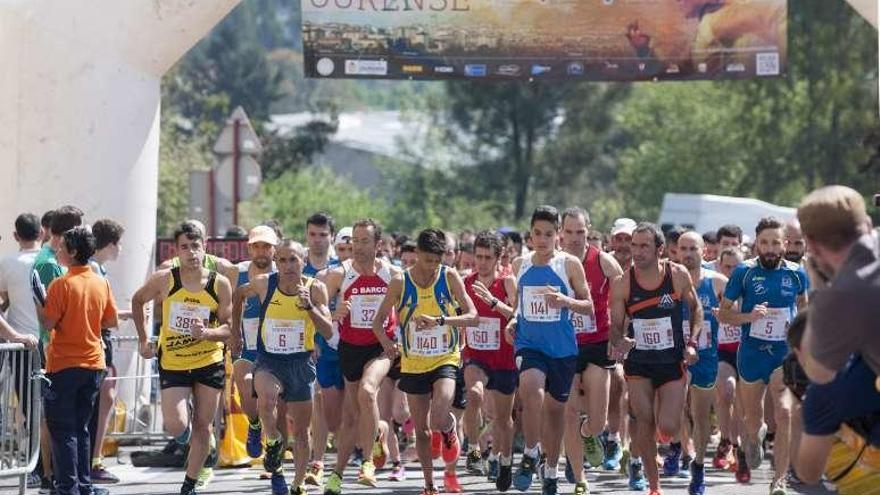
[
  {"left": 724, "top": 259, "right": 809, "bottom": 349},
  {"left": 237, "top": 263, "right": 267, "bottom": 359},
  {"left": 304, "top": 256, "right": 341, "bottom": 357},
  {"left": 515, "top": 252, "right": 577, "bottom": 358},
  {"left": 684, "top": 269, "right": 719, "bottom": 354}
]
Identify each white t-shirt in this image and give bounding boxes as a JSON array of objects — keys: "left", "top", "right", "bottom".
[{"left": 0, "top": 248, "right": 40, "bottom": 337}]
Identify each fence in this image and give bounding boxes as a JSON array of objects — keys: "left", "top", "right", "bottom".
[{"left": 0, "top": 343, "right": 46, "bottom": 495}]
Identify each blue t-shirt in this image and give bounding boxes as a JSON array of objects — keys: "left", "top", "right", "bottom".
[
  {"left": 304, "top": 256, "right": 340, "bottom": 357},
  {"left": 515, "top": 252, "right": 577, "bottom": 358},
  {"left": 723, "top": 259, "right": 809, "bottom": 349}
]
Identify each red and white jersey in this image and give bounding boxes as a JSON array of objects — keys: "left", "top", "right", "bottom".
[{"left": 338, "top": 259, "right": 397, "bottom": 346}]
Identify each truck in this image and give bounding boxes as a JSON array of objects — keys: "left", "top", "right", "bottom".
[{"left": 657, "top": 193, "right": 797, "bottom": 234}]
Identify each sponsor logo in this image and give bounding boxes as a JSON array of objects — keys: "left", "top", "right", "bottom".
[
  {"left": 351, "top": 286, "right": 388, "bottom": 295},
  {"left": 497, "top": 64, "right": 521, "bottom": 77},
  {"left": 567, "top": 62, "right": 585, "bottom": 76},
  {"left": 658, "top": 294, "right": 676, "bottom": 310},
  {"left": 434, "top": 65, "right": 454, "bottom": 74},
  {"left": 402, "top": 64, "right": 424, "bottom": 74},
  {"left": 316, "top": 57, "right": 335, "bottom": 77},
  {"left": 781, "top": 276, "right": 793, "bottom": 288},
  {"left": 531, "top": 64, "right": 552, "bottom": 76},
  {"left": 344, "top": 59, "right": 388, "bottom": 76},
  {"left": 184, "top": 297, "right": 202, "bottom": 305},
  {"left": 464, "top": 64, "right": 487, "bottom": 77}
]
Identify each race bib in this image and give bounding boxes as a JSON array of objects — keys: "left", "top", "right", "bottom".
[
  {"left": 632, "top": 317, "right": 675, "bottom": 351},
  {"left": 696, "top": 321, "right": 712, "bottom": 350},
  {"left": 407, "top": 322, "right": 452, "bottom": 357},
  {"left": 751, "top": 307, "right": 791, "bottom": 342},
  {"left": 522, "top": 286, "right": 561, "bottom": 322},
  {"left": 572, "top": 313, "right": 597, "bottom": 335},
  {"left": 719, "top": 324, "right": 741, "bottom": 345},
  {"left": 169, "top": 302, "right": 211, "bottom": 336},
  {"left": 242, "top": 318, "right": 259, "bottom": 350},
  {"left": 264, "top": 318, "right": 306, "bottom": 354},
  {"left": 350, "top": 294, "right": 383, "bottom": 329},
  {"left": 466, "top": 317, "right": 501, "bottom": 351},
  {"left": 327, "top": 323, "right": 340, "bottom": 350}
]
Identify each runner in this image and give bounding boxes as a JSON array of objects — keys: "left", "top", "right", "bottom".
[
  {"left": 718, "top": 217, "right": 809, "bottom": 495},
  {"left": 461, "top": 230, "right": 517, "bottom": 491},
  {"left": 131, "top": 221, "right": 233, "bottom": 495},
  {"left": 507, "top": 205, "right": 594, "bottom": 495},
  {"left": 229, "top": 226, "right": 279, "bottom": 459},
  {"left": 559, "top": 207, "right": 624, "bottom": 495},
  {"left": 307, "top": 227, "right": 352, "bottom": 487},
  {"left": 702, "top": 232, "right": 719, "bottom": 263},
  {"left": 400, "top": 241, "right": 418, "bottom": 269},
  {"left": 610, "top": 218, "right": 636, "bottom": 269},
  {"left": 370, "top": 228, "right": 478, "bottom": 495},
  {"left": 712, "top": 247, "right": 745, "bottom": 474},
  {"left": 677, "top": 231, "right": 728, "bottom": 495},
  {"left": 783, "top": 220, "right": 806, "bottom": 265},
  {"left": 320, "top": 219, "right": 402, "bottom": 495},
  {"left": 610, "top": 222, "right": 702, "bottom": 495}
]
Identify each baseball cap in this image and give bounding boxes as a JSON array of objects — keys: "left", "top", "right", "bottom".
[
  {"left": 248, "top": 225, "right": 279, "bottom": 246},
  {"left": 610, "top": 218, "right": 637, "bottom": 236},
  {"left": 334, "top": 226, "right": 353, "bottom": 245}
]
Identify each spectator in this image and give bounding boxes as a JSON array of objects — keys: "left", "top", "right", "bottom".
[
  {"left": 33, "top": 205, "right": 85, "bottom": 335},
  {"left": 43, "top": 227, "right": 118, "bottom": 495},
  {"left": 40, "top": 210, "right": 55, "bottom": 244},
  {"left": 0, "top": 213, "right": 42, "bottom": 340},
  {"left": 794, "top": 185, "right": 880, "bottom": 483}
]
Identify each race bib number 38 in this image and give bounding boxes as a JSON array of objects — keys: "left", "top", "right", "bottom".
[
  {"left": 751, "top": 307, "right": 791, "bottom": 342},
  {"left": 350, "top": 294, "right": 383, "bottom": 329},
  {"left": 408, "top": 322, "right": 451, "bottom": 357},
  {"left": 632, "top": 317, "right": 675, "bottom": 351},
  {"left": 265, "top": 319, "right": 306, "bottom": 354},
  {"left": 466, "top": 317, "right": 501, "bottom": 351},
  {"left": 522, "top": 286, "right": 561, "bottom": 322},
  {"left": 169, "top": 302, "right": 210, "bottom": 335}
]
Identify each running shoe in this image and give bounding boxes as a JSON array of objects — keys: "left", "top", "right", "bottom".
[
  {"left": 583, "top": 432, "right": 605, "bottom": 468},
  {"left": 712, "top": 438, "right": 732, "bottom": 470},
  {"left": 372, "top": 433, "right": 388, "bottom": 469},
  {"left": 770, "top": 477, "right": 788, "bottom": 495},
  {"left": 441, "top": 430, "right": 461, "bottom": 464},
  {"left": 662, "top": 443, "right": 682, "bottom": 477},
  {"left": 90, "top": 463, "right": 120, "bottom": 484},
  {"left": 247, "top": 421, "right": 263, "bottom": 458},
  {"left": 389, "top": 463, "right": 407, "bottom": 481},
  {"left": 290, "top": 484, "right": 308, "bottom": 495},
  {"left": 541, "top": 477, "right": 558, "bottom": 495},
  {"left": 304, "top": 461, "right": 324, "bottom": 487},
  {"left": 497, "top": 463, "right": 513, "bottom": 492},
  {"left": 443, "top": 471, "right": 462, "bottom": 493},
  {"left": 687, "top": 461, "right": 705, "bottom": 495},
  {"left": 179, "top": 484, "right": 198, "bottom": 495},
  {"left": 678, "top": 454, "right": 693, "bottom": 479},
  {"left": 735, "top": 446, "right": 751, "bottom": 484},
  {"left": 323, "top": 471, "right": 342, "bottom": 495},
  {"left": 357, "top": 460, "right": 377, "bottom": 487},
  {"left": 574, "top": 480, "right": 589, "bottom": 495},
  {"left": 431, "top": 431, "right": 443, "bottom": 460},
  {"left": 629, "top": 459, "right": 648, "bottom": 491},
  {"left": 466, "top": 449, "right": 484, "bottom": 474},
  {"left": 564, "top": 456, "right": 575, "bottom": 484},
  {"left": 602, "top": 439, "right": 623, "bottom": 471},
  {"left": 270, "top": 472, "right": 288, "bottom": 495},
  {"left": 487, "top": 457, "right": 499, "bottom": 482},
  {"left": 619, "top": 449, "right": 631, "bottom": 476},
  {"left": 513, "top": 453, "right": 537, "bottom": 492},
  {"left": 420, "top": 486, "right": 439, "bottom": 495},
  {"left": 264, "top": 438, "right": 285, "bottom": 474},
  {"left": 196, "top": 467, "right": 214, "bottom": 489},
  {"left": 348, "top": 448, "right": 364, "bottom": 468},
  {"left": 648, "top": 489, "right": 664, "bottom": 495}
]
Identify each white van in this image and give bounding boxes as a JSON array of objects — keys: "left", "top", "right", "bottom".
[{"left": 658, "top": 193, "right": 797, "bottom": 234}]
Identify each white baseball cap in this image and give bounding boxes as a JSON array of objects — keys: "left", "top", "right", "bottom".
[
  {"left": 610, "top": 218, "right": 637, "bottom": 236},
  {"left": 248, "top": 225, "right": 279, "bottom": 246},
  {"left": 334, "top": 227, "right": 353, "bottom": 245}
]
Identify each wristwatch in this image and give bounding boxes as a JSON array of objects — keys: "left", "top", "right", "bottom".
[
  {"left": 436, "top": 314, "right": 446, "bottom": 327},
  {"left": 490, "top": 298, "right": 499, "bottom": 309}
]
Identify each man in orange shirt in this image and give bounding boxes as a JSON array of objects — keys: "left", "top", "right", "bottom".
[{"left": 43, "top": 226, "right": 118, "bottom": 495}]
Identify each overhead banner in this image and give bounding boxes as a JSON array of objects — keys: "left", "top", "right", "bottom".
[{"left": 302, "top": 0, "right": 787, "bottom": 82}]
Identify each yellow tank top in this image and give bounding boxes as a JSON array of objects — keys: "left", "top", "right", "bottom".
[
  {"left": 159, "top": 268, "right": 224, "bottom": 371},
  {"left": 397, "top": 266, "right": 460, "bottom": 374},
  {"left": 258, "top": 274, "right": 316, "bottom": 357}
]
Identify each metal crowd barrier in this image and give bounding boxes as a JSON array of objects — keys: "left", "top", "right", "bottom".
[
  {"left": 0, "top": 343, "right": 45, "bottom": 495},
  {"left": 103, "top": 335, "right": 170, "bottom": 444}
]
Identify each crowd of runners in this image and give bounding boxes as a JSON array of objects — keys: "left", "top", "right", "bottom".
[{"left": 2, "top": 185, "right": 879, "bottom": 495}]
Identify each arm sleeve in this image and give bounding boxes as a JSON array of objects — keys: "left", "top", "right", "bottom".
[
  {"left": 42, "top": 279, "right": 65, "bottom": 324},
  {"left": 723, "top": 266, "right": 745, "bottom": 302},
  {"left": 809, "top": 289, "right": 867, "bottom": 372}
]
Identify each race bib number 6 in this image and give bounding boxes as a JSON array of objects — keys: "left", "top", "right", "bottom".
[
  {"left": 466, "top": 317, "right": 501, "bottom": 351},
  {"left": 522, "top": 286, "right": 561, "bottom": 322},
  {"left": 265, "top": 319, "right": 306, "bottom": 354},
  {"left": 751, "top": 307, "right": 790, "bottom": 342},
  {"left": 169, "top": 302, "right": 210, "bottom": 336},
  {"left": 632, "top": 317, "right": 675, "bottom": 351}
]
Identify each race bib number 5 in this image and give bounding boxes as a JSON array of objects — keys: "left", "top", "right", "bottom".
[
  {"left": 466, "top": 317, "right": 501, "bottom": 351},
  {"left": 265, "top": 319, "right": 306, "bottom": 354},
  {"left": 751, "top": 307, "right": 791, "bottom": 342},
  {"left": 350, "top": 294, "right": 383, "bottom": 329},
  {"left": 407, "top": 322, "right": 451, "bottom": 357},
  {"left": 522, "top": 286, "right": 561, "bottom": 322},
  {"left": 169, "top": 302, "right": 210, "bottom": 335},
  {"left": 632, "top": 317, "right": 675, "bottom": 351}
]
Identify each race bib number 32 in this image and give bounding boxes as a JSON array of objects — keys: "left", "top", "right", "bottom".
[
  {"left": 350, "top": 294, "right": 383, "bottom": 329},
  {"left": 466, "top": 317, "right": 501, "bottom": 351},
  {"left": 522, "top": 286, "right": 561, "bottom": 322},
  {"left": 632, "top": 317, "right": 675, "bottom": 351},
  {"left": 169, "top": 302, "right": 210, "bottom": 335},
  {"left": 751, "top": 307, "right": 791, "bottom": 342}
]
